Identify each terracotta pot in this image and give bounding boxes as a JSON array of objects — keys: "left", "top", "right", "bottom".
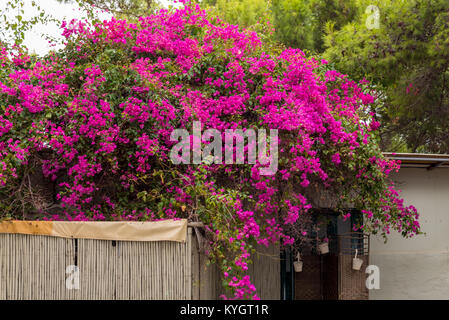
[
  {"left": 352, "top": 257, "right": 363, "bottom": 271},
  {"left": 293, "top": 260, "right": 303, "bottom": 272},
  {"left": 318, "top": 242, "right": 329, "bottom": 254}
]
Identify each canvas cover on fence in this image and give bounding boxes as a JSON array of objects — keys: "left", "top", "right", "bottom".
[{"left": 0, "top": 219, "right": 187, "bottom": 242}]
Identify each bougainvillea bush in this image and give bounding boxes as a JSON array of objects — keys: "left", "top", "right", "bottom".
[{"left": 0, "top": 3, "right": 420, "bottom": 299}]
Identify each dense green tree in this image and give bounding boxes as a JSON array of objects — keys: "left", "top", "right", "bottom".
[
  {"left": 324, "top": 0, "right": 449, "bottom": 152},
  {"left": 202, "top": 0, "right": 357, "bottom": 52},
  {"left": 204, "top": 0, "right": 449, "bottom": 153},
  {"left": 202, "top": 0, "right": 271, "bottom": 28},
  {"left": 270, "top": 0, "right": 314, "bottom": 50},
  {"left": 307, "top": 0, "right": 357, "bottom": 52}
]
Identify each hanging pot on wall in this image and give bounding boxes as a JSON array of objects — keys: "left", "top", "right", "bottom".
[
  {"left": 293, "top": 253, "right": 303, "bottom": 272},
  {"left": 352, "top": 249, "right": 363, "bottom": 271},
  {"left": 318, "top": 242, "right": 329, "bottom": 255},
  {"left": 293, "top": 260, "right": 303, "bottom": 272}
]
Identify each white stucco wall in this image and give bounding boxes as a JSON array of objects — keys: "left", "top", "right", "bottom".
[{"left": 369, "top": 168, "right": 449, "bottom": 299}]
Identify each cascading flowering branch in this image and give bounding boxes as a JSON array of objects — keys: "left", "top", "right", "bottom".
[{"left": 0, "top": 3, "right": 420, "bottom": 299}]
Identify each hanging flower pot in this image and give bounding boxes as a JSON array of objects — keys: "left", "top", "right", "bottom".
[
  {"left": 352, "top": 249, "right": 363, "bottom": 271},
  {"left": 294, "top": 252, "right": 303, "bottom": 272},
  {"left": 318, "top": 242, "right": 329, "bottom": 254},
  {"left": 293, "top": 260, "right": 303, "bottom": 272},
  {"left": 353, "top": 258, "right": 363, "bottom": 270}
]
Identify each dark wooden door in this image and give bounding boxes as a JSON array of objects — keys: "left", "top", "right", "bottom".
[
  {"left": 322, "top": 254, "right": 339, "bottom": 300},
  {"left": 294, "top": 255, "right": 321, "bottom": 300},
  {"left": 294, "top": 254, "right": 339, "bottom": 300}
]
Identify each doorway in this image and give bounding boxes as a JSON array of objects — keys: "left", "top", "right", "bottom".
[{"left": 281, "top": 209, "right": 370, "bottom": 300}]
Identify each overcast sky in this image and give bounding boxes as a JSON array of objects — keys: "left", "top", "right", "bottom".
[{"left": 0, "top": 0, "right": 175, "bottom": 56}]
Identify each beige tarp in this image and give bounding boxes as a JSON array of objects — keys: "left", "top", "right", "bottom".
[{"left": 0, "top": 219, "right": 187, "bottom": 242}]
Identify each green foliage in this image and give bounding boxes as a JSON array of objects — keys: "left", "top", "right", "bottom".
[
  {"left": 203, "top": 0, "right": 270, "bottom": 28},
  {"left": 205, "top": 0, "right": 449, "bottom": 153},
  {"left": 270, "top": 0, "right": 314, "bottom": 50},
  {"left": 202, "top": 0, "right": 358, "bottom": 53},
  {"left": 324, "top": 0, "right": 449, "bottom": 152}
]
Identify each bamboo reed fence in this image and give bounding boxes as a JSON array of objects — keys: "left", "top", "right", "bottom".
[{"left": 0, "top": 227, "right": 280, "bottom": 300}]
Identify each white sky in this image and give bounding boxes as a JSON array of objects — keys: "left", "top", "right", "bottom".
[{"left": 0, "top": 0, "right": 176, "bottom": 56}]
